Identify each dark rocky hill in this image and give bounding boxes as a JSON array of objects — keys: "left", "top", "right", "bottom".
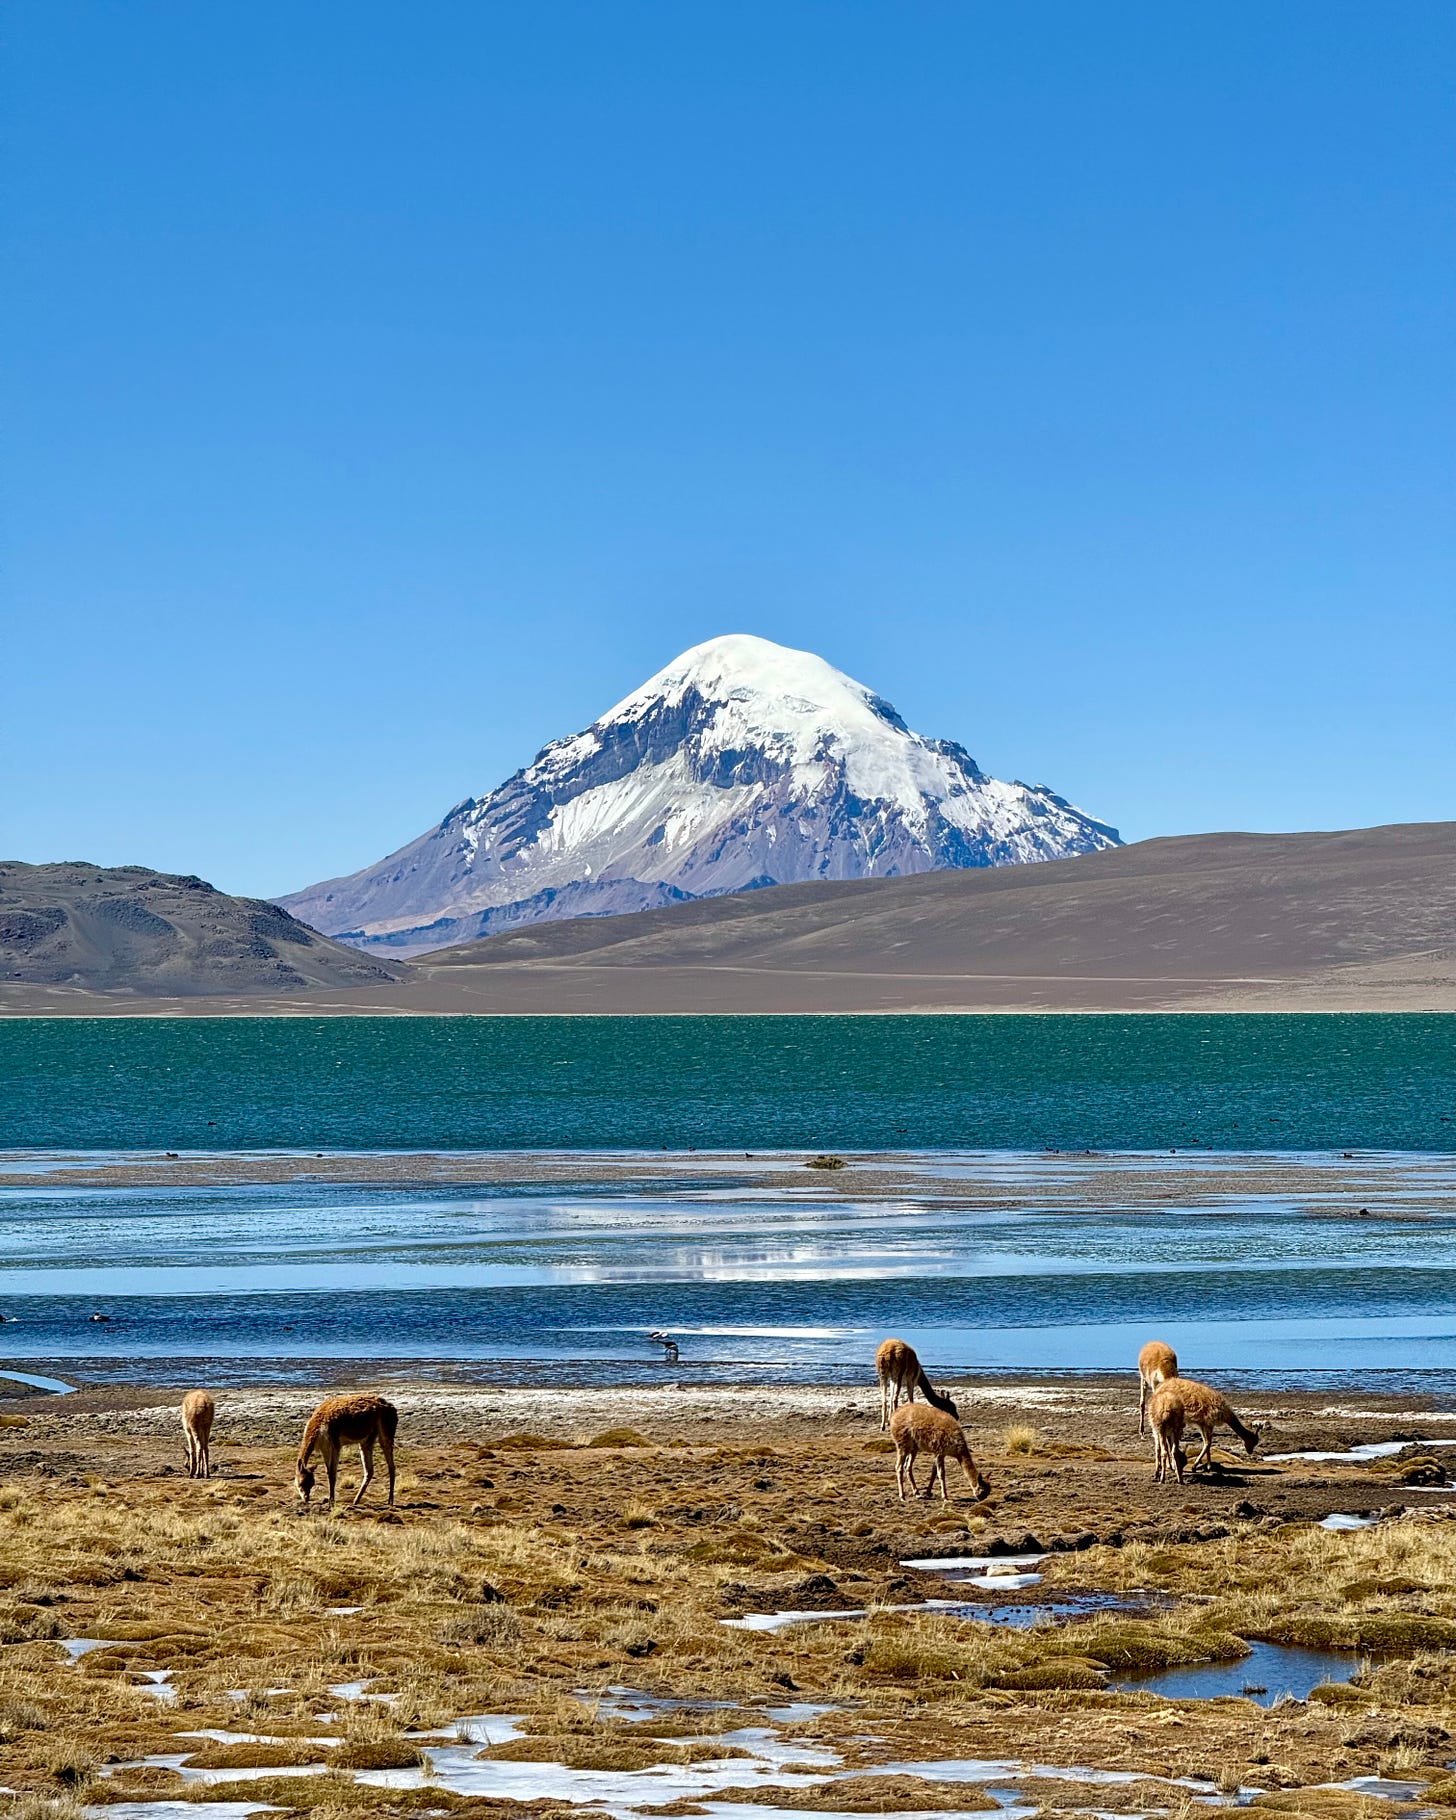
[{"left": 0, "top": 862, "right": 406, "bottom": 996}]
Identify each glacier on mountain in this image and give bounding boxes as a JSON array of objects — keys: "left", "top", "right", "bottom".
[{"left": 279, "top": 634, "right": 1120, "bottom": 955}]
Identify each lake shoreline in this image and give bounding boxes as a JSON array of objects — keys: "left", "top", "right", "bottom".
[{"left": 5, "top": 1143, "right": 1455, "bottom": 1200}]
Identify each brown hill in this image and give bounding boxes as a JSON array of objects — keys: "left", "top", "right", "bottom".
[
  {"left": 398, "top": 821, "right": 1456, "bottom": 1013},
  {"left": 2, "top": 823, "right": 1452, "bottom": 1013},
  {"left": 0, "top": 862, "right": 406, "bottom": 997}
]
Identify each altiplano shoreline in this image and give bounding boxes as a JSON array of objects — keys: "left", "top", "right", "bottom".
[{"left": 3, "top": 1145, "right": 1453, "bottom": 1208}]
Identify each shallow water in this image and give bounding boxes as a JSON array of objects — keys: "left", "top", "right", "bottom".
[
  {"left": 0, "top": 1367, "right": 76, "bottom": 1393},
  {"left": 7, "top": 1150, "right": 1456, "bottom": 1383},
  {"left": 1115, "top": 1639, "right": 1358, "bottom": 1706},
  {"left": 724, "top": 1591, "right": 1150, "bottom": 1633}
]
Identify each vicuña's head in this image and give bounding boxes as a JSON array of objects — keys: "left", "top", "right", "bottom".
[
  {"left": 1241, "top": 1422, "right": 1264, "bottom": 1456},
  {"left": 964, "top": 1461, "right": 992, "bottom": 1501},
  {"left": 295, "top": 1461, "right": 317, "bottom": 1506},
  {"left": 929, "top": 1384, "right": 960, "bottom": 1419}
]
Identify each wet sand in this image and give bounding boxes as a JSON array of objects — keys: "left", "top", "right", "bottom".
[{"left": 5, "top": 1145, "right": 1455, "bottom": 1214}]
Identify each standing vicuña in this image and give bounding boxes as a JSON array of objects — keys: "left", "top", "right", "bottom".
[
  {"left": 181, "top": 1389, "right": 215, "bottom": 1480},
  {"left": 1137, "top": 1340, "right": 1178, "bottom": 1436},
  {"left": 1147, "top": 1377, "right": 1262, "bottom": 1483},
  {"left": 295, "top": 1394, "right": 398, "bottom": 1509},
  {"left": 889, "top": 1403, "right": 991, "bottom": 1502},
  {"left": 876, "top": 1337, "right": 958, "bottom": 1431}
]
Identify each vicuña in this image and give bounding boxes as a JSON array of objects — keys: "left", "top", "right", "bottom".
[
  {"left": 889, "top": 1403, "right": 991, "bottom": 1503},
  {"left": 181, "top": 1389, "right": 214, "bottom": 1480},
  {"left": 295, "top": 1393, "right": 398, "bottom": 1510},
  {"left": 1137, "top": 1340, "right": 1178, "bottom": 1436},
  {"left": 876, "top": 1337, "right": 958, "bottom": 1431},
  {"left": 1147, "top": 1378, "right": 1262, "bottom": 1483}
]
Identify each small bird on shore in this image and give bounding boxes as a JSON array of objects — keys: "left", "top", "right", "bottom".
[{"left": 648, "top": 1329, "right": 681, "bottom": 1363}]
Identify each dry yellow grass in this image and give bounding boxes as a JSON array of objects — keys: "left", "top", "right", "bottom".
[{"left": 3, "top": 1416, "right": 1456, "bottom": 1809}]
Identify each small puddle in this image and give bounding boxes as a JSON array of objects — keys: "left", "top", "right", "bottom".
[
  {"left": 1115, "top": 1639, "right": 1357, "bottom": 1706},
  {"left": 901, "top": 1553, "right": 1045, "bottom": 1571},
  {"left": 61, "top": 1638, "right": 109, "bottom": 1661},
  {"left": 1268, "top": 1442, "right": 1406, "bottom": 1463},
  {"left": 724, "top": 1590, "right": 1157, "bottom": 1634},
  {"left": 939, "top": 1592, "right": 1166, "bottom": 1628},
  {"left": 84, "top": 1807, "right": 274, "bottom": 1820},
  {"left": 1269, "top": 1439, "right": 1456, "bottom": 1463},
  {"left": 0, "top": 1368, "right": 76, "bottom": 1394},
  {"left": 876, "top": 1758, "right": 1225, "bottom": 1798},
  {"left": 1320, "top": 1512, "right": 1378, "bottom": 1531},
  {"left": 901, "top": 1553, "right": 1045, "bottom": 1590},
  {"left": 327, "top": 1677, "right": 398, "bottom": 1703}
]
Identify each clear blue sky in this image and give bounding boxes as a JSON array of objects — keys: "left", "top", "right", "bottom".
[{"left": 4, "top": 3, "right": 1451, "bottom": 898}]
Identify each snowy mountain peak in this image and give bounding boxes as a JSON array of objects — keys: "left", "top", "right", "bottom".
[
  {"left": 280, "top": 634, "right": 1121, "bottom": 956},
  {"left": 611, "top": 633, "right": 894, "bottom": 722}
]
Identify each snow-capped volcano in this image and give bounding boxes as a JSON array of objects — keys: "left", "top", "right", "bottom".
[{"left": 280, "top": 634, "right": 1120, "bottom": 955}]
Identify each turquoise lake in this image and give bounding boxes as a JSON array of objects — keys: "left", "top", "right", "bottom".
[{"left": 2, "top": 1014, "right": 1453, "bottom": 1150}]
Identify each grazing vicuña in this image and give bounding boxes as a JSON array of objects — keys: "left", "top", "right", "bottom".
[
  {"left": 1137, "top": 1339, "right": 1178, "bottom": 1436},
  {"left": 295, "top": 1393, "right": 398, "bottom": 1509},
  {"left": 1147, "top": 1377, "right": 1262, "bottom": 1483},
  {"left": 889, "top": 1402, "right": 991, "bottom": 1502},
  {"left": 876, "top": 1336, "right": 958, "bottom": 1431},
  {"left": 181, "top": 1388, "right": 215, "bottom": 1480}
]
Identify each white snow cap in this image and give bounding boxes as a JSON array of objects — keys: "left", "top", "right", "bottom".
[
  {"left": 609, "top": 633, "right": 888, "bottom": 720},
  {"left": 584, "top": 633, "right": 950, "bottom": 817},
  {"left": 280, "top": 630, "right": 1119, "bottom": 954}
]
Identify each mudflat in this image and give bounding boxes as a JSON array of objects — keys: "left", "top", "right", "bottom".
[
  {"left": 5, "top": 1145, "right": 1454, "bottom": 1207},
  {"left": 5, "top": 1372, "right": 1456, "bottom": 1809}
]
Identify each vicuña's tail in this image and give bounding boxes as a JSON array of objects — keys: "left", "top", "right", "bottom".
[{"left": 918, "top": 1371, "right": 959, "bottom": 1418}]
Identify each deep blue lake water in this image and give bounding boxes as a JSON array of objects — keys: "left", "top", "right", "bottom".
[{"left": 2, "top": 1014, "right": 1454, "bottom": 1150}]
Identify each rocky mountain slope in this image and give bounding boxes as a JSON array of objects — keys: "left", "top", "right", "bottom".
[
  {"left": 0, "top": 862, "right": 405, "bottom": 996},
  {"left": 281, "top": 633, "right": 1119, "bottom": 955}
]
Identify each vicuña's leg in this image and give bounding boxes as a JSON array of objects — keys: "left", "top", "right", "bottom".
[
  {"left": 894, "top": 1449, "right": 908, "bottom": 1500},
  {"left": 381, "top": 1428, "right": 396, "bottom": 1506},
  {"left": 324, "top": 1442, "right": 340, "bottom": 1508},
  {"left": 880, "top": 1375, "right": 890, "bottom": 1432},
  {"left": 904, "top": 1455, "right": 919, "bottom": 1497},
  {"left": 200, "top": 1435, "right": 210, "bottom": 1480},
  {"left": 1193, "top": 1425, "right": 1215, "bottom": 1472},
  {"left": 936, "top": 1456, "right": 950, "bottom": 1500},
  {"left": 353, "top": 1439, "right": 375, "bottom": 1507},
  {"left": 1138, "top": 1377, "right": 1148, "bottom": 1436}
]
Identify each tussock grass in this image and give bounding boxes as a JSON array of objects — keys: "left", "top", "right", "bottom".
[
  {"left": 684, "top": 1777, "right": 1000, "bottom": 1811},
  {"left": 479, "top": 1733, "right": 752, "bottom": 1771},
  {"left": 6, "top": 1413, "right": 1454, "bottom": 1804},
  {"left": 1002, "top": 1425, "right": 1040, "bottom": 1456},
  {"left": 588, "top": 1428, "right": 654, "bottom": 1448}
]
